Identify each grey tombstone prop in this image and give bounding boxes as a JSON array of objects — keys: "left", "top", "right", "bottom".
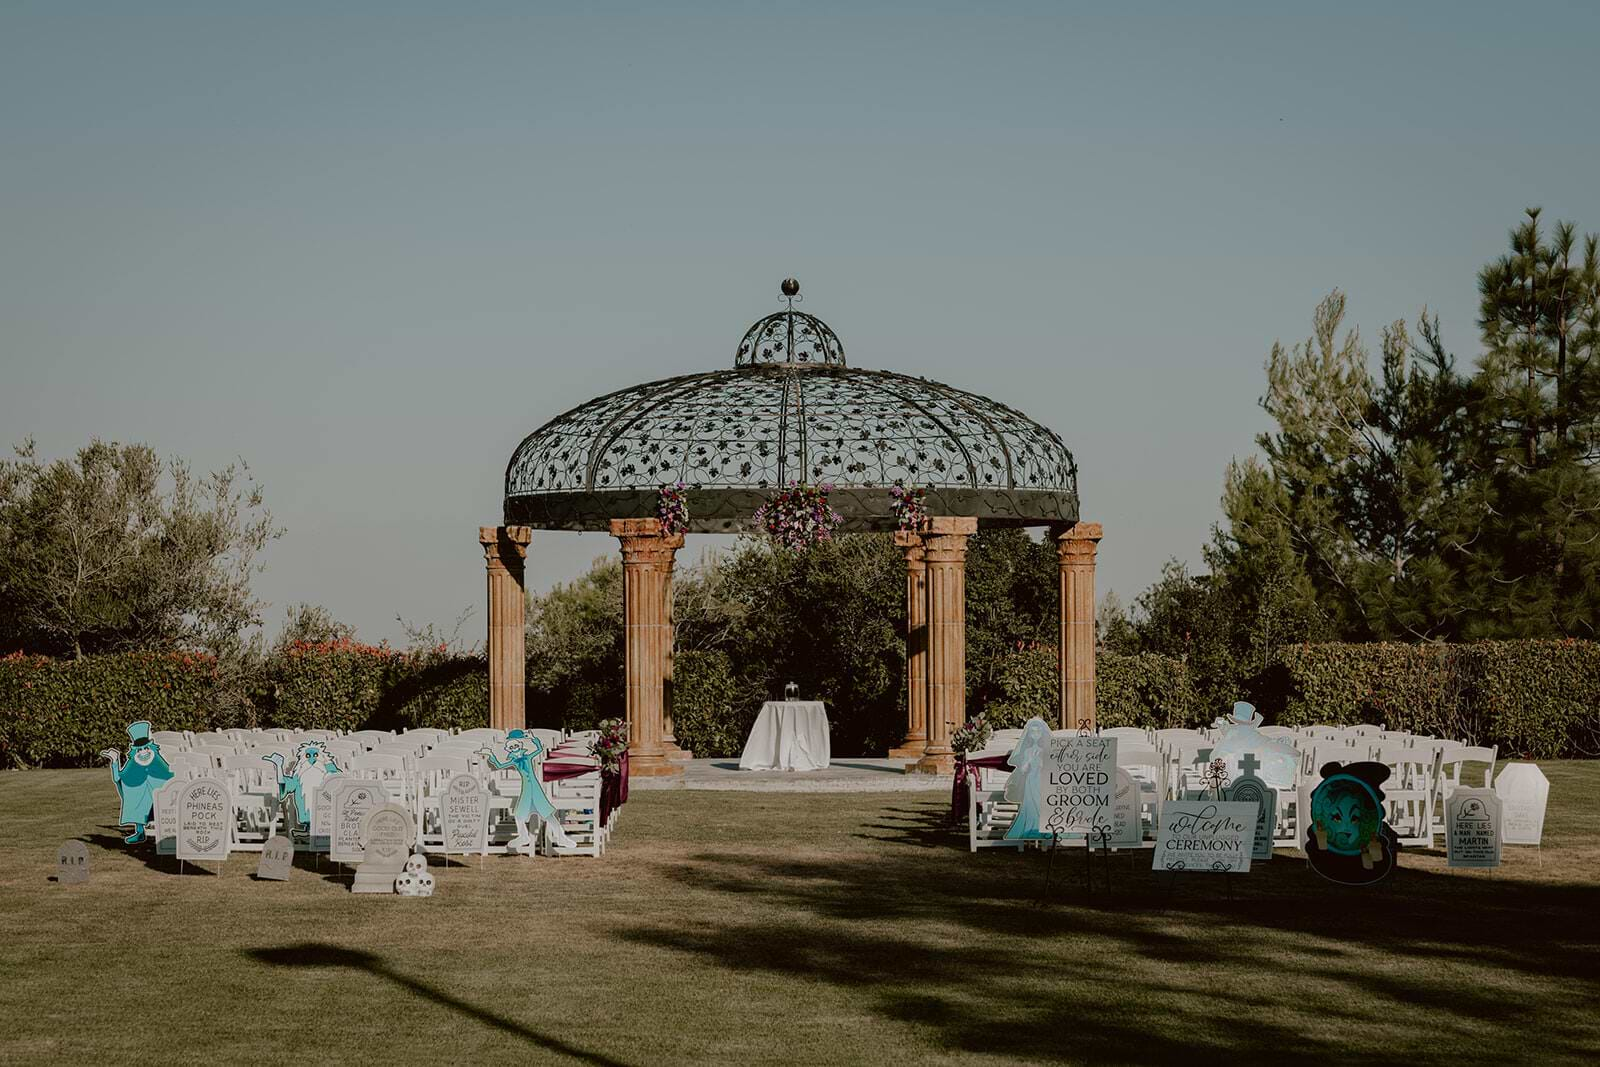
[
  {"left": 257, "top": 834, "right": 295, "bottom": 881},
  {"left": 442, "top": 774, "right": 489, "bottom": 856},
  {"left": 311, "top": 779, "right": 341, "bottom": 852},
  {"left": 330, "top": 780, "right": 382, "bottom": 865},
  {"left": 57, "top": 841, "right": 89, "bottom": 884},
  {"left": 1226, "top": 754, "right": 1277, "bottom": 862},
  {"left": 1107, "top": 767, "right": 1143, "bottom": 847},
  {"left": 352, "top": 805, "right": 414, "bottom": 894},
  {"left": 1152, "top": 799, "right": 1258, "bottom": 873},
  {"left": 1495, "top": 763, "right": 1550, "bottom": 847},
  {"left": 176, "top": 777, "right": 233, "bottom": 862},
  {"left": 1039, "top": 734, "right": 1118, "bottom": 841},
  {"left": 154, "top": 779, "right": 184, "bottom": 856},
  {"left": 1447, "top": 788, "right": 1503, "bottom": 868}
]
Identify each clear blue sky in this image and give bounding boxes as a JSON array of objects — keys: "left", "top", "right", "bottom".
[{"left": 4, "top": 2, "right": 1597, "bottom": 644}]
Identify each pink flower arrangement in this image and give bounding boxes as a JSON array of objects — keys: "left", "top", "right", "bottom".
[
  {"left": 889, "top": 482, "right": 928, "bottom": 532},
  {"left": 590, "top": 717, "right": 629, "bottom": 771},
  {"left": 752, "top": 482, "right": 843, "bottom": 552},
  {"left": 657, "top": 482, "right": 689, "bottom": 536}
]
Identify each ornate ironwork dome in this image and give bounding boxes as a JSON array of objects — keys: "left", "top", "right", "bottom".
[{"left": 504, "top": 282, "right": 1079, "bottom": 532}]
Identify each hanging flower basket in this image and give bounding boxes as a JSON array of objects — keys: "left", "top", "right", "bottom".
[
  {"left": 889, "top": 481, "right": 928, "bottom": 532},
  {"left": 657, "top": 482, "right": 689, "bottom": 536},
  {"left": 752, "top": 482, "right": 843, "bottom": 552},
  {"left": 590, "top": 717, "right": 629, "bottom": 772}
]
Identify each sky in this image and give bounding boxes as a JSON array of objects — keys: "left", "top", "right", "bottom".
[{"left": 4, "top": 2, "right": 1598, "bottom": 646}]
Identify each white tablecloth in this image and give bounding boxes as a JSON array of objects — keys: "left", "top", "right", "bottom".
[{"left": 738, "top": 701, "right": 831, "bottom": 771}]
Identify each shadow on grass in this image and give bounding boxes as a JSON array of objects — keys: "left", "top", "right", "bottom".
[
  {"left": 619, "top": 798, "right": 1600, "bottom": 1064},
  {"left": 84, "top": 833, "right": 199, "bottom": 874},
  {"left": 247, "top": 944, "right": 630, "bottom": 1066}
]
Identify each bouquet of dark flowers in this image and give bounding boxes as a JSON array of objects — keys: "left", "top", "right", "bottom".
[
  {"left": 657, "top": 483, "right": 689, "bottom": 536},
  {"left": 590, "top": 717, "right": 630, "bottom": 772},
  {"left": 950, "top": 714, "right": 993, "bottom": 756},
  {"left": 889, "top": 482, "right": 928, "bottom": 532},
  {"left": 752, "top": 482, "right": 843, "bottom": 552}
]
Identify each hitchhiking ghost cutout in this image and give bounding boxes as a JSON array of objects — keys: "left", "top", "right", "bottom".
[
  {"left": 262, "top": 740, "right": 342, "bottom": 834},
  {"left": 1305, "top": 761, "right": 1399, "bottom": 885},
  {"left": 100, "top": 720, "right": 175, "bottom": 844},
  {"left": 478, "top": 730, "right": 575, "bottom": 853}
]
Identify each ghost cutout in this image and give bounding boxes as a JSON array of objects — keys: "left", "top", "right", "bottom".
[
  {"left": 1305, "top": 760, "right": 1401, "bottom": 885},
  {"left": 263, "top": 741, "right": 343, "bottom": 833},
  {"left": 395, "top": 853, "right": 435, "bottom": 897},
  {"left": 1208, "top": 702, "right": 1298, "bottom": 790},
  {"left": 100, "top": 721, "right": 175, "bottom": 844}
]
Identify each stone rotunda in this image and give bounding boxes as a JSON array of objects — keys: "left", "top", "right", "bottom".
[{"left": 481, "top": 281, "right": 1102, "bottom": 776}]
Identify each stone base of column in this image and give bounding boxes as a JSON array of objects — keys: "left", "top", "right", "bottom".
[
  {"left": 662, "top": 742, "right": 695, "bottom": 762},
  {"left": 628, "top": 752, "right": 685, "bottom": 777},
  {"left": 887, "top": 736, "right": 927, "bottom": 759},
  {"left": 909, "top": 751, "right": 955, "bottom": 775}
]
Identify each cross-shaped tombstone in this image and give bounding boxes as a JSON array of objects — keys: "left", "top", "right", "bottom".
[{"left": 1238, "top": 752, "right": 1262, "bottom": 778}]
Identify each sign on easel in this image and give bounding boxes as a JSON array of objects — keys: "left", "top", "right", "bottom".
[
  {"left": 1447, "top": 788, "right": 1502, "bottom": 868},
  {"left": 331, "top": 780, "right": 381, "bottom": 864},
  {"left": 442, "top": 774, "right": 488, "bottom": 856},
  {"left": 1226, "top": 754, "right": 1277, "bottom": 862},
  {"left": 1152, "top": 800, "right": 1257, "bottom": 873},
  {"left": 154, "top": 779, "right": 184, "bottom": 856},
  {"left": 1495, "top": 764, "right": 1549, "bottom": 847},
  {"left": 1107, "top": 768, "right": 1144, "bottom": 847},
  {"left": 176, "top": 777, "right": 233, "bottom": 862},
  {"left": 1041, "top": 735, "right": 1118, "bottom": 840}
]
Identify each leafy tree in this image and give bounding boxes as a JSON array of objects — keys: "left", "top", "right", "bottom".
[{"left": 0, "top": 438, "right": 280, "bottom": 658}]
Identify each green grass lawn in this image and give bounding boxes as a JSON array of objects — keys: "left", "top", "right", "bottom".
[{"left": 2, "top": 764, "right": 1598, "bottom": 1065}]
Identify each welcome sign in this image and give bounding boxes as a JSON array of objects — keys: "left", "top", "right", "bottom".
[{"left": 1152, "top": 800, "right": 1257, "bottom": 873}]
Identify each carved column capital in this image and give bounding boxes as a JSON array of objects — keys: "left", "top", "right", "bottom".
[
  {"left": 479, "top": 525, "right": 533, "bottom": 573},
  {"left": 610, "top": 517, "right": 686, "bottom": 566},
  {"left": 1054, "top": 521, "right": 1103, "bottom": 566},
  {"left": 921, "top": 516, "right": 978, "bottom": 564}
]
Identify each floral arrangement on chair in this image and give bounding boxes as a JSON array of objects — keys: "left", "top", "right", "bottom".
[
  {"left": 950, "top": 714, "right": 993, "bottom": 756},
  {"left": 657, "top": 483, "right": 689, "bottom": 536},
  {"left": 889, "top": 481, "right": 928, "bottom": 532},
  {"left": 590, "top": 717, "right": 629, "bottom": 772},
  {"left": 752, "top": 482, "right": 842, "bottom": 552}
]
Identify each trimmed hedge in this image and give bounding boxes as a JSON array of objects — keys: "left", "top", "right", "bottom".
[
  {"left": 262, "top": 639, "right": 391, "bottom": 734},
  {"left": 1276, "top": 640, "right": 1600, "bottom": 758},
  {"left": 0, "top": 650, "right": 225, "bottom": 768},
  {"left": 979, "top": 646, "right": 1200, "bottom": 730},
  {"left": 670, "top": 649, "right": 768, "bottom": 758}
]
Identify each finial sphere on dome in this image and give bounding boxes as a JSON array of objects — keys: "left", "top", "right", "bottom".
[{"left": 781, "top": 278, "right": 800, "bottom": 297}]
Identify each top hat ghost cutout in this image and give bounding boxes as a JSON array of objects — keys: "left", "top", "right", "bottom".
[{"left": 1305, "top": 760, "right": 1400, "bottom": 885}]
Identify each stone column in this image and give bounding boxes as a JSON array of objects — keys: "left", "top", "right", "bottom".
[
  {"left": 888, "top": 530, "right": 929, "bottom": 760},
  {"left": 611, "top": 518, "right": 685, "bottom": 777},
  {"left": 479, "top": 525, "right": 533, "bottom": 732},
  {"left": 1056, "top": 521, "right": 1103, "bottom": 732},
  {"left": 913, "top": 517, "right": 977, "bottom": 775},
  {"left": 659, "top": 535, "right": 692, "bottom": 762}
]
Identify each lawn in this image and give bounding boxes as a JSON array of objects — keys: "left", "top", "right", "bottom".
[{"left": 2, "top": 764, "right": 1598, "bottom": 1065}]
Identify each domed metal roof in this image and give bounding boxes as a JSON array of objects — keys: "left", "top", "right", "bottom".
[{"left": 504, "top": 283, "right": 1079, "bottom": 532}]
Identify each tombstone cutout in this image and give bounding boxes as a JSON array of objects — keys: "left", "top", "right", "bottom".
[
  {"left": 1495, "top": 763, "right": 1550, "bottom": 847},
  {"left": 1002, "top": 720, "right": 1117, "bottom": 842},
  {"left": 1107, "top": 767, "right": 1144, "bottom": 847},
  {"left": 1447, "top": 788, "right": 1503, "bottom": 868},
  {"left": 256, "top": 835, "right": 295, "bottom": 881},
  {"left": 311, "top": 779, "right": 340, "bottom": 852},
  {"left": 330, "top": 780, "right": 381, "bottom": 864},
  {"left": 352, "top": 805, "right": 414, "bottom": 894},
  {"left": 1226, "top": 752, "right": 1277, "bottom": 862},
  {"left": 1152, "top": 799, "right": 1257, "bottom": 873},
  {"left": 154, "top": 780, "right": 184, "bottom": 856},
  {"left": 57, "top": 841, "right": 89, "bottom": 884},
  {"left": 442, "top": 774, "right": 489, "bottom": 856},
  {"left": 176, "top": 777, "right": 233, "bottom": 862}
]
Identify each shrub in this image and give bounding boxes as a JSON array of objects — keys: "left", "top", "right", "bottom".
[
  {"left": 0, "top": 650, "right": 224, "bottom": 767},
  {"left": 979, "top": 646, "right": 1199, "bottom": 730},
  {"left": 382, "top": 650, "right": 489, "bottom": 732},
  {"left": 261, "top": 639, "right": 393, "bottom": 733},
  {"left": 670, "top": 649, "right": 767, "bottom": 758},
  {"left": 1275, "top": 640, "right": 1600, "bottom": 758}
]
